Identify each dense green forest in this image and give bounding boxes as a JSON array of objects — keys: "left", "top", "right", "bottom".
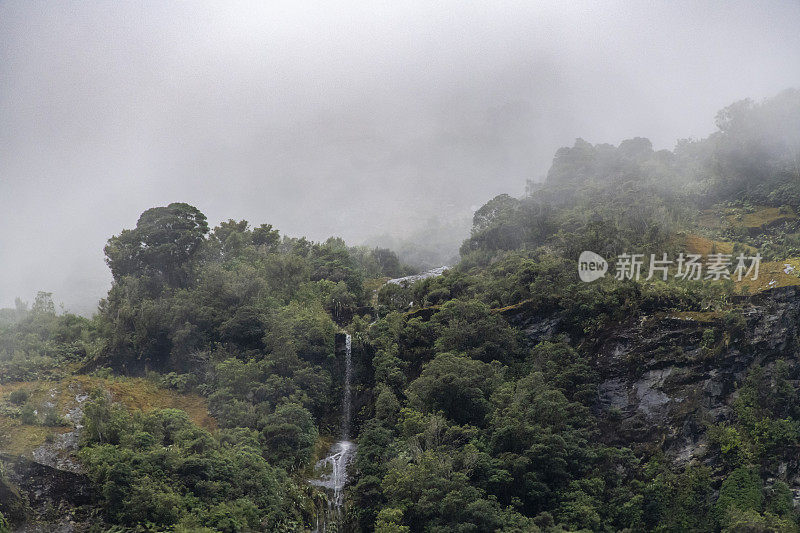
[{"left": 2, "top": 89, "right": 800, "bottom": 532}]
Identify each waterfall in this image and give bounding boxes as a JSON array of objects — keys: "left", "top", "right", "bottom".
[
  {"left": 310, "top": 333, "right": 356, "bottom": 532},
  {"left": 341, "top": 334, "right": 352, "bottom": 440}
]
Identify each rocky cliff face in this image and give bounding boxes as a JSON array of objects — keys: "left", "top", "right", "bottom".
[
  {"left": 593, "top": 287, "right": 800, "bottom": 464},
  {"left": 0, "top": 389, "right": 94, "bottom": 531},
  {"left": 0, "top": 453, "right": 94, "bottom": 532},
  {"left": 507, "top": 286, "right": 800, "bottom": 474},
  {"left": 0, "top": 471, "right": 27, "bottom": 526}
]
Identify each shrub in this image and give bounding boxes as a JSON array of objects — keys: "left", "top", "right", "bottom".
[
  {"left": 715, "top": 467, "right": 764, "bottom": 527},
  {"left": 42, "top": 408, "right": 64, "bottom": 427},
  {"left": 19, "top": 405, "right": 36, "bottom": 425},
  {"left": 8, "top": 389, "right": 28, "bottom": 405},
  {"left": 261, "top": 402, "right": 318, "bottom": 468}
]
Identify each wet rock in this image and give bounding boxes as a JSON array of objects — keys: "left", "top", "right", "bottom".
[
  {"left": 634, "top": 368, "right": 673, "bottom": 418},
  {"left": 591, "top": 287, "right": 800, "bottom": 463},
  {"left": 31, "top": 393, "right": 88, "bottom": 474},
  {"left": 598, "top": 378, "right": 628, "bottom": 412},
  {"left": 514, "top": 286, "right": 800, "bottom": 466},
  {"left": 0, "top": 475, "right": 27, "bottom": 525},
  {"left": 1, "top": 383, "right": 94, "bottom": 531},
  {"left": 1, "top": 453, "right": 95, "bottom": 531}
]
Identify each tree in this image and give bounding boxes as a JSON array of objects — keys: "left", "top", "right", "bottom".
[
  {"left": 209, "top": 219, "right": 250, "bottom": 258},
  {"left": 715, "top": 467, "right": 764, "bottom": 527},
  {"left": 105, "top": 202, "right": 209, "bottom": 287},
  {"left": 261, "top": 402, "right": 318, "bottom": 469},
  {"left": 375, "top": 508, "right": 410, "bottom": 533},
  {"left": 406, "top": 352, "right": 499, "bottom": 426},
  {"left": 471, "top": 194, "right": 521, "bottom": 233},
  {"left": 31, "top": 291, "right": 55, "bottom": 315},
  {"left": 252, "top": 223, "right": 280, "bottom": 250},
  {"left": 431, "top": 300, "right": 519, "bottom": 363},
  {"left": 371, "top": 248, "right": 404, "bottom": 277}
]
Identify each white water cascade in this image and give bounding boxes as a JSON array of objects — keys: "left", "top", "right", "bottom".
[
  {"left": 341, "top": 334, "right": 352, "bottom": 441},
  {"left": 311, "top": 334, "right": 356, "bottom": 531},
  {"left": 386, "top": 265, "right": 449, "bottom": 287}
]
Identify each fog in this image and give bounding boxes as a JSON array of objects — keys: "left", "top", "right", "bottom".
[{"left": 1, "top": 1, "right": 799, "bottom": 314}]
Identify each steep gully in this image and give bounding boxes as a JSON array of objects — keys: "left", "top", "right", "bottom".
[
  {"left": 309, "top": 266, "right": 449, "bottom": 530},
  {"left": 310, "top": 334, "right": 356, "bottom": 531}
]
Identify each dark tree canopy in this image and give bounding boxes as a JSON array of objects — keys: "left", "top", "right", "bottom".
[{"left": 104, "top": 202, "right": 209, "bottom": 287}]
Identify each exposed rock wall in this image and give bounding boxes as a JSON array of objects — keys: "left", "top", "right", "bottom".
[
  {"left": 506, "top": 286, "right": 800, "bottom": 469},
  {"left": 0, "top": 453, "right": 94, "bottom": 532}
]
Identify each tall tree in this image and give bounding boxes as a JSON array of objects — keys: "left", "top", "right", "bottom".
[{"left": 105, "top": 202, "right": 209, "bottom": 287}]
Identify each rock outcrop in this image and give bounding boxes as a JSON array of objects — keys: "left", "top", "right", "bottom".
[
  {"left": 0, "top": 453, "right": 94, "bottom": 532},
  {"left": 508, "top": 286, "right": 800, "bottom": 470}
]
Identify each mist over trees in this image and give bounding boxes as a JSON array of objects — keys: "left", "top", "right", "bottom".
[
  {"left": 461, "top": 89, "right": 800, "bottom": 265},
  {"left": 2, "top": 88, "right": 800, "bottom": 531},
  {"left": 2, "top": 1, "right": 799, "bottom": 316}
]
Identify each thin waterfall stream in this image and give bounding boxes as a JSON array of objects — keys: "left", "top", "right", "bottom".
[
  {"left": 310, "top": 334, "right": 356, "bottom": 531},
  {"left": 341, "top": 334, "right": 352, "bottom": 441}
]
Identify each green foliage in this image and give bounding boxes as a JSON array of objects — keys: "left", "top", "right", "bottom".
[
  {"left": 709, "top": 89, "right": 800, "bottom": 204},
  {"left": 380, "top": 448, "right": 523, "bottom": 532},
  {"left": 642, "top": 460, "right": 714, "bottom": 532},
  {"left": 96, "top": 206, "right": 368, "bottom": 380},
  {"left": 377, "top": 282, "right": 413, "bottom": 311},
  {"left": 461, "top": 193, "right": 529, "bottom": 255},
  {"left": 261, "top": 402, "right": 318, "bottom": 470},
  {"left": 708, "top": 424, "right": 753, "bottom": 469},
  {"left": 715, "top": 467, "right": 764, "bottom": 527},
  {"left": 8, "top": 91, "right": 800, "bottom": 531},
  {"left": 357, "top": 95, "right": 800, "bottom": 530},
  {"left": 721, "top": 507, "right": 799, "bottom": 533},
  {"left": 524, "top": 340, "right": 597, "bottom": 405},
  {"left": 105, "top": 203, "right": 209, "bottom": 288},
  {"left": 0, "top": 301, "right": 96, "bottom": 382},
  {"left": 766, "top": 481, "right": 795, "bottom": 520},
  {"left": 350, "top": 246, "right": 411, "bottom": 279},
  {"left": 41, "top": 406, "right": 64, "bottom": 426},
  {"left": 31, "top": 291, "right": 55, "bottom": 316},
  {"left": 407, "top": 353, "right": 499, "bottom": 426},
  {"left": 726, "top": 362, "right": 800, "bottom": 463},
  {"left": 8, "top": 389, "right": 28, "bottom": 405},
  {"left": 80, "top": 402, "right": 286, "bottom": 530},
  {"left": 19, "top": 404, "right": 36, "bottom": 425},
  {"left": 430, "top": 300, "right": 520, "bottom": 363},
  {"left": 375, "top": 507, "right": 410, "bottom": 533},
  {"left": 80, "top": 389, "right": 132, "bottom": 445}
]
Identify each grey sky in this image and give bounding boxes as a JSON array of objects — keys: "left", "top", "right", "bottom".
[{"left": 1, "top": 1, "right": 799, "bottom": 314}]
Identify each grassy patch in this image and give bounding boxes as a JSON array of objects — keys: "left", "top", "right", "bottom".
[
  {"left": 72, "top": 375, "right": 216, "bottom": 430},
  {"left": 0, "top": 380, "right": 73, "bottom": 454},
  {"left": 0, "top": 375, "right": 216, "bottom": 456},
  {"left": 728, "top": 206, "right": 796, "bottom": 228},
  {"left": 0, "top": 418, "right": 57, "bottom": 456},
  {"left": 734, "top": 258, "right": 800, "bottom": 294},
  {"left": 681, "top": 234, "right": 755, "bottom": 256},
  {"left": 697, "top": 205, "right": 797, "bottom": 230}
]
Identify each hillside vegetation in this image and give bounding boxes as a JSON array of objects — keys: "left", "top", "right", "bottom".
[{"left": 1, "top": 89, "right": 800, "bottom": 532}]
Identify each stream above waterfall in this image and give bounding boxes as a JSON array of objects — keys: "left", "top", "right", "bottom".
[{"left": 386, "top": 265, "right": 449, "bottom": 286}]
